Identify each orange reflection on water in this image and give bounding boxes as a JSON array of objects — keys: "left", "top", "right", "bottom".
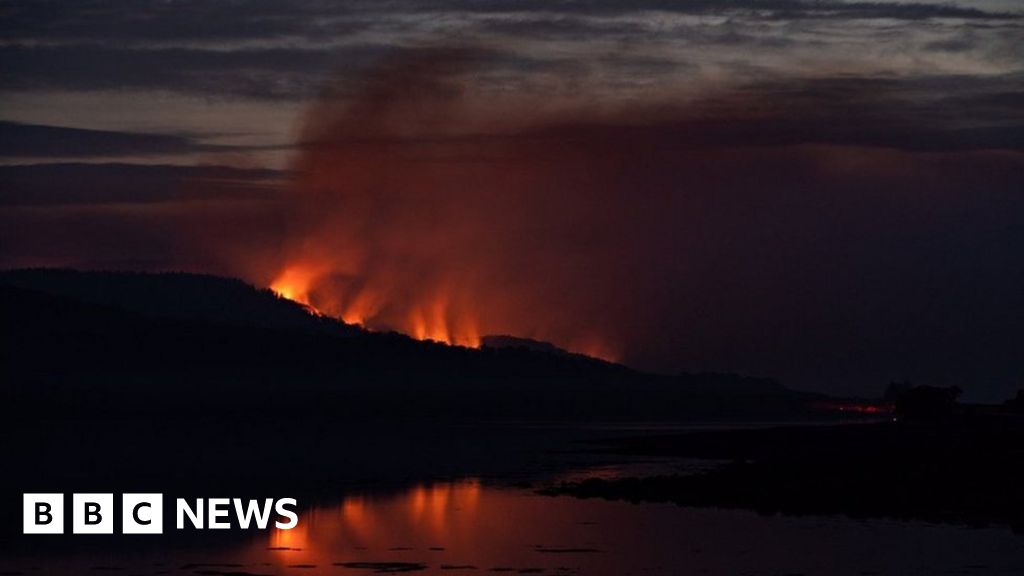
[
  {"left": 244, "top": 476, "right": 975, "bottom": 576},
  {"left": 266, "top": 479, "right": 483, "bottom": 558},
  {"left": 251, "top": 477, "right": 682, "bottom": 575},
  {"left": 268, "top": 511, "right": 309, "bottom": 551}
]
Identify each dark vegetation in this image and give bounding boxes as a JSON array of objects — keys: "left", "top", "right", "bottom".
[
  {"left": 480, "top": 334, "right": 571, "bottom": 355},
  {"left": 0, "top": 269, "right": 819, "bottom": 422}
]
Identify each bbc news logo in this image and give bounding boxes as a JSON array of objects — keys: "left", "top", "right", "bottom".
[{"left": 23, "top": 494, "right": 298, "bottom": 534}]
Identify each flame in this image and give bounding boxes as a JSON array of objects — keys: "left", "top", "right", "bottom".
[
  {"left": 267, "top": 258, "right": 611, "bottom": 355},
  {"left": 270, "top": 264, "right": 320, "bottom": 307},
  {"left": 270, "top": 263, "right": 483, "bottom": 348},
  {"left": 406, "top": 291, "right": 480, "bottom": 347},
  {"left": 340, "top": 288, "right": 383, "bottom": 326}
]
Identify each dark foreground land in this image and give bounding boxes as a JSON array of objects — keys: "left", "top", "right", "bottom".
[
  {"left": 542, "top": 418, "right": 1024, "bottom": 533},
  {"left": 2, "top": 268, "right": 1022, "bottom": 549},
  {"left": 1, "top": 269, "right": 819, "bottom": 422}
]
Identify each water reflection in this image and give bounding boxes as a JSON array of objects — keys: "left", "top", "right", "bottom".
[
  {"left": 266, "top": 480, "right": 483, "bottom": 557},
  {"left": 3, "top": 480, "right": 1023, "bottom": 575},
  {"left": 241, "top": 479, "right": 1024, "bottom": 576}
]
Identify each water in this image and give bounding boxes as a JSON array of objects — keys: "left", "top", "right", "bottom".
[
  {"left": 11, "top": 479, "right": 1024, "bottom": 575},
  {"left": 3, "top": 420, "right": 1022, "bottom": 574}
]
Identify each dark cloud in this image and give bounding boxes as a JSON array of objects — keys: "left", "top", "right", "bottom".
[
  {"left": 686, "top": 74, "right": 1024, "bottom": 151},
  {"left": 0, "top": 45, "right": 361, "bottom": 100},
  {"left": 0, "top": 0, "right": 366, "bottom": 43},
  {"left": 516, "top": 115, "right": 1024, "bottom": 153},
  {"left": 296, "top": 71, "right": 1024, "bottom": 153},
  {"left": 0, "top": 163, "right": 286, "bottom": 205},
  {"left": 0, "top": 42, "right": 592, "bottom": 99},
  {"left": 2, "top": 0, "right": 1013, "bottom": 45},
  {"left": 1, "top": 0, "right": 1018, "bottom": 103},
  {"left": 410, "top": 0, "right": 1019, "bottom": 20},
  {"left": 0, "top": 163, "right": 287, "bottom": 281},
  {"left": 0, "top": 121, "right": 226, "bottom": 158},
  {"left": 924, "top": 21, "right": 1024, "bottom": 60}
]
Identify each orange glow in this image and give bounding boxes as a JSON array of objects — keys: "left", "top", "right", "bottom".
[
  {"left": 270, "top": 265, "right": 485, "bottom": 348},
  {"left": 815, "top": 401, "right": 895, "bottom": 415},
  {"left": 267, "top": 258, "right": 613, "bottom": 354},
  {"left": 409, "top": 485, "right": 428, "bottom": 522},
  {"left": 267, "top": 259, "right": 613, "bottom": 355},
  {"left": 569, "top": 336, "right": 620, "bottom": 364},
  {"left": 264, "top": 479, "right": 484, "bottom": 562},
  {"left": 340, "top": 288, "right": 382, "bottom": 326},
  {"left": 269, "top": 264, "right": 320, "bottom": 308},
  {"left": 404, "top": 293, "right": 480, "bottom": 347},
  {"left": 268, "top": 513, "right": 309, "bottom": 551},
  {"left": 262, "top": 50, "right": 625, "bottom": 362}
]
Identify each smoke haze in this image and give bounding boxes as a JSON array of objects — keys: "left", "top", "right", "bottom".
[{"left": 258, "top": 46, "right": 1023, "bottom": 396}]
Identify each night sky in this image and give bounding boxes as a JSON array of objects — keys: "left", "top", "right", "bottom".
[{"left": 1, "top": 1, "right": 1022, "bottom": 399}]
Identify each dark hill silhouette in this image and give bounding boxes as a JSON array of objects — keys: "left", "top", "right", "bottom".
[
  {"left": 481, "top": 334, "right": 571, "bottom": 356},
  {"left": 1, "top": 269, "right": 820, "bottom": 421},
  {"left": 0, "top": 268, "right": 359, "bottom": 336}
]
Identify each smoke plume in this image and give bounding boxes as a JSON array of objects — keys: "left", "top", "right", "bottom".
[{"left": 264, "top": 46, "right": 1024, "bottom": 392}]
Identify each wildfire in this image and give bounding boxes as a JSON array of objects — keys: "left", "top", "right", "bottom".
[
  {"left": 269, "top": 264, "right": 481, "bottom": 348},
  {"left": 268, "top": 262, "right": 618, "bottom": 358},
  {"left": 816, "top": 401, "right": 895, "bottom": 415},
  {"left": 261, "top": 48, "right": 622, "bottom": 362},
  {"left": 407, "top": 292, "right": 480, "bottom": 347},
  {"left": 270, "top": 264, "right": 320, "bottom": 308},
  {"left": 339, "top": 288, "right": 382, "bottom": 326}
]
